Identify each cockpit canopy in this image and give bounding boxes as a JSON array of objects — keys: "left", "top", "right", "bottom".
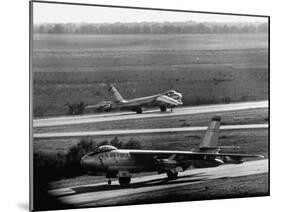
[
  {"left": 88, "top": 145, "right": 117, "bottom": 156},
  {"left": 165, "top": 90, "right": 182, "bottom": 100},
  {"left": 166, "top": 90, "right": 177, "bottom": 96}
]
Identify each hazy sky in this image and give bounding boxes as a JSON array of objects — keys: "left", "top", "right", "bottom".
[{"left": 33, "top": 2, "right": 267, "bottom": 24}]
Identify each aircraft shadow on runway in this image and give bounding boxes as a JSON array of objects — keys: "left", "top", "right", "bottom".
[
  {"left": 57, "top": 173, "right": 212, "bottom": 197},
  {"left": 118, "top": 110, "right": 172, "bottom": 116}
]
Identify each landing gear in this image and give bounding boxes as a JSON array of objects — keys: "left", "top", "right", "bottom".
[
  {"left": 160, "top": 105, "right": 167, "bottom": 112},
  {"left": 118, "top": 177, "right": 131, "bottom": 186},
  {"left": 167, "top": 171, "right": 178, "bottom": 180},
  {"left": 136, "top": 108, "right": 143, "bottom": 114},
  {"left": 106, "top": 172, "right": 117, "bottom": 184}
]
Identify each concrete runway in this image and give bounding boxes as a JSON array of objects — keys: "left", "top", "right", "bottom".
[
  {"left": 49, "top": 159, "right": 268, "bottom": 207},
  {"left": 34, "top": 124, "right": 268, "bottom": 139},
  {"left": 34, "top": 101, "right": 268, "bottom": 127}
]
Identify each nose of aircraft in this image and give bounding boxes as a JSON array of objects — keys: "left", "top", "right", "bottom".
[
  {"left": 80, "top": 155, "right": 88, "bottom": 168},
  {"left": 80, "top": 155, "right": 96, "bottom": 170},
  {"left": 173, "top": 92, "right": 183, "bottom": 104},
  {"left": 80, "top": 154, "right": 104, "bottom": 172}
]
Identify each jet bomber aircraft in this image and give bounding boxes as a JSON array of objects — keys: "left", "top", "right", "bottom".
[
  {"left": 80, "top": 116, "right": 263, "bottom": 186},
  {"left": 86, "top": 85, "right": 183, "bottom": 114},
  {"left": 108, "top": 85, "right": 183, "bottom": 113}
]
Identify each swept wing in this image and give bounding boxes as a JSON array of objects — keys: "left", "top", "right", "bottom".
[{"left": 128, "top": 149, "right": 263, "bottom": 160}]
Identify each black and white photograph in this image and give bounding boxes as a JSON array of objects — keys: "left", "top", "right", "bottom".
[{"left": 30, "top": 1, "right": 269, "bottom": 211}]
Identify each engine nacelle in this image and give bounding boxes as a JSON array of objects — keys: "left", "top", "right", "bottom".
[
  {"left": 192, "top": 158, "right": 224, "bottom": 168},
  {"left": 157, "top": 159, "right": 177, "bottom": 167},
  {"left": 100, "top": 101, "right": 112, "bottom": 111},
  {"left": 223, "top": 156, "right": 243, "bottom": 164}
]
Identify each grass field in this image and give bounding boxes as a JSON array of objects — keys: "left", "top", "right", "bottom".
[
  {"left": 34, "top": 128, "right": 268, "bottom": 157},
  {"left": 32, "top": 33, "right": 268, "bottom": 117},
  {"left": 34, "top": 108, "right": 268, "bottom": 133}
]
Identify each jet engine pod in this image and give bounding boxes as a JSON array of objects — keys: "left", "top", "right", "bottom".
[
  {"left": 157, "top": 159, "right": 177, "bottom": 167},
  {"left": 101, "top": 101, "right": 112, "bottom": 111},
  {"left": 223, "top": 156, "right": 243, "bottom": 164},
  {"left": 192, "top": 158, "right": 224, "bottom": 168}
]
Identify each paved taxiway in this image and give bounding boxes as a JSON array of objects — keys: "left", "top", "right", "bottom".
[
  {"left": 34, "top": 124, "right": 268, "bottom": 138},
  {"left": 49, "top": 159, "right": 268, "bottom": 207},
  {"left": 34, "top": 101, "right": 268, "bottom": 127}
]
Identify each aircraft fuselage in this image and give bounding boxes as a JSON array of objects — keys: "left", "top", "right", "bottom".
[
  {"left": 81, "top": 149, "right": 159, "bottom": 174},
  {"left": 80, "top": 148, "right": 223, "bottom": 177},
  {"left": 113, "top": 94, "right": 161, "bottom": 108},
  {"left": 112, "top": 92, "right": 183, "bottom": 111}
]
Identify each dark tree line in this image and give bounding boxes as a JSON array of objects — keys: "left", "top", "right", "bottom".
[{"left": 34, "top": 22, "right": 268, "bottom": 34}]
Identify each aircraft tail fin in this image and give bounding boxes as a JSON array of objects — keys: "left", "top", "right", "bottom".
[
  {"left": 108, "top": 85, "right": 126, "bottom": 103},
  {"left": 199, "top": 116, "right": 221, "bottom": 153}
]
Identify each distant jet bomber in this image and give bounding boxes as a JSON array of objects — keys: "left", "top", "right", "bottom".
[
  {"left": 105, "top": 85, "right": 183, "bottom": 113},
  {"left": 80, "top": 116, "right": 263, "bottom": 186},
  {"left": 82, "top": 85, "right": 182, "bottom": 114}
]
